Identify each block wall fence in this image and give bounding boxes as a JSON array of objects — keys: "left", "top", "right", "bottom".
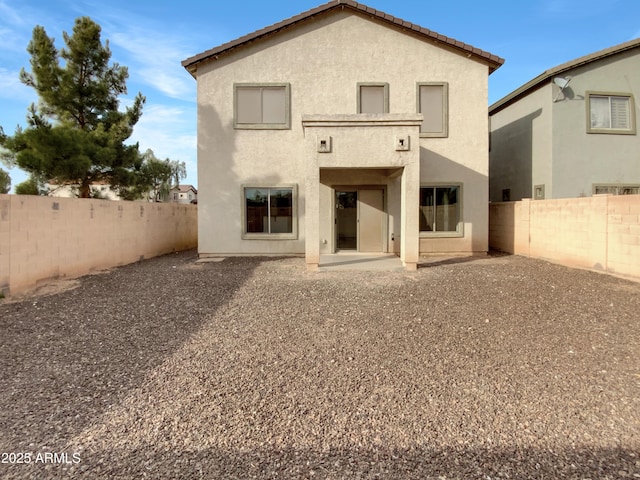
[
  {"left": 0, "top": 194, "right": 197, "bottom": 296},
  {"left": 489, "top": 195, "right": 640, "bottom": 281}
]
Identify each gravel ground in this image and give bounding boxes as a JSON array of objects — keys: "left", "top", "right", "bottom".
[{"left": 0, "top": 250, "right": 639, "bottom": 479}]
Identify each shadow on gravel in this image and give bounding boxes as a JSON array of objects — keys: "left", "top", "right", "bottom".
[
  {"left": 0, "top": 252, "right": 261, "bottom": 454},
  {"left": 31, "top": 445, "right": 640, "bottom": 479},
  {"left": 419, "top": 250, "right": 512, "bottom": 269}
]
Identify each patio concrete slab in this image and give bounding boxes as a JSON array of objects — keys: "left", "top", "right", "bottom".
[{"left": 319, "top": 253, "right": 405, "bottom": 271}]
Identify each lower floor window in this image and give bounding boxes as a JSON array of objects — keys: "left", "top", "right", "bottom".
[
  {"left": 419, "top": 185, "right": 461, "bottom": 235},
  {"left": 593, "top": 184, "right": 640, "bottom": 195},
  {"left": 243, "top": 186, "right": 296, "bottom": 238}
]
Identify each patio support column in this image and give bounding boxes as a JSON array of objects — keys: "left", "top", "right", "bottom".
[
  {"left": 305, "top": 166, "right": 320, "bottom": 271},
  {"left": 400, "top": 160, "right": 420, "bottom": 270}
]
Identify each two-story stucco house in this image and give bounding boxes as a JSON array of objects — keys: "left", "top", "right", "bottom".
[
  {"left": 169, "top": 185, "right": 198, "bottom": 204},
  {"left": 182, "top": 0, "right": 503, "bottom": 270},
  {"left": 489, "top": 38, "right": 640, "bottom": 202}
]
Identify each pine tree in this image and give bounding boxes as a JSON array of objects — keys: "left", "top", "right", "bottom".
[
  {"left": 0, "top": 17, "right": 145, "bottom": 198},
  {"left": 0, "top": 168, "right": 10, "bottom": 194}
]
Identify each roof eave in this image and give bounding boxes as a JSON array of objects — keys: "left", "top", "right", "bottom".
[{"left": 490, "top": 37, "right": 640, "bottom": 115}]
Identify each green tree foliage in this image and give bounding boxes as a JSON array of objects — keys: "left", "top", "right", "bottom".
[
  {"left": 125, "top": 149, "right": 187, "bottom": 202},
  {"left": 0, "top": 17, "right": 145, "bottom": 198},
  {"left": 0, "top": 168, "right": 10, "bottom": 194},
  {"left": 14, "top": 177, "right": 41, "bottom": 195}
]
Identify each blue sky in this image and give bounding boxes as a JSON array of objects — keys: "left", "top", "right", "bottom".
[{"left": 1, "top": 0, "right": 639, "bottom": 192}]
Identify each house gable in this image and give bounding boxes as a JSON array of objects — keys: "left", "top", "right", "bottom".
[{"left": 182, "top": 0, "right": 503, "bottom": 77}]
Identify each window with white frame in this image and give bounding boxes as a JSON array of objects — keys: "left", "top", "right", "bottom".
[
  {"left": 234, "top": 83, "right": 291, "bottom": 129},
  {"left": 593, "top": 184, "right": 640, "bottom": 195},
  {"left": 419, "top": 185, "right": 462, "bottom": 235},
  {"left": 417, "top": 82, "right": 448, "bottom": 137},
  {"left": 587, "top": 92, "right": 635, "bottom": 134},
  {"left": 242, "top": 185, "right": 297, "bottom": 239},
  {"left": 357, "top": 83, "right": 389, "bottom": 113}
]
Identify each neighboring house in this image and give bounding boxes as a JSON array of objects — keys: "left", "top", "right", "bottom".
[
  {"left": 182, "top": 0, "right": 503, "bottom": 270},
  {"left": 169, "top": 185, "right": 198, "bottom": 204},
  {"left": 489, "top": 38, "right": 640, "bottom": 202},
  {"left": 46, "top": 181, "right": 121, "bottom": 200}
]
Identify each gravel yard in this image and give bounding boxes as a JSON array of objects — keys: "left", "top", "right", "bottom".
[{"left": 1, "top": 250, "right": 639, "bottom": 479}]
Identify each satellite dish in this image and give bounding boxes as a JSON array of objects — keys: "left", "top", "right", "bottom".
[
  {"left": 553, "top": 76, "right": 572, "bottom": 101},
  {"left": 553, "top": 76, "right": 571, "bottom": 89}
]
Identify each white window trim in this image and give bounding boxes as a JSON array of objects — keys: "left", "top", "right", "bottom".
[
  {"left": 419, "top": 183, "right": 463, "bottom": 238},
  {"left": 592, "top": 183, "right": 640, "bottom": 195},
  {"left": 417, "top": 82, "right": 449, "bottom": 138},
  {"left": 586, "top": 91, "right": 636, "bottom": 135},
  {"left": 241, "top": 184, "right": 298, "bottom": 240},
  {"left": 234, "top": 83, "right": 291, "bottom": 130}
]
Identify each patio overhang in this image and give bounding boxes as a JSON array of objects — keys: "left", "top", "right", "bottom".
[{"left": 302, "top": 114, "right": 422, "bottom": 271}]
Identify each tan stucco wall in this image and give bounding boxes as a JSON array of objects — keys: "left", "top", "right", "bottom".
[
  {"left": 551, "top": 50, "right": 640, "bottom": 198},
  {"left": 196, "top": 10, "right": 491, "bottom": 255},
  {"left": 489, "top": 195, "right": 640, "bottom": 281},
  {"left": 0, "top": 194, "right": 197, "bottom": 296},
  {"left": 489, "top": 84, "right": 553, "bottom": 202},
  {"left": 302, "top": 114, "right": 422, "bottom": 268}
]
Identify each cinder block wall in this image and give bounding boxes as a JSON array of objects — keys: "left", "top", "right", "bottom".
[
  {"left": 0, "top": 194, "right": 197, "bottom": 296},
  {"left": 489, "top": 196, "right": 640, "bottom": 281}
]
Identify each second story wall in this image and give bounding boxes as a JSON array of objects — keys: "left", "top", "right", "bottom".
[
  {"left": 490, "top": 85, "right": 552, "bottom": 202},
  {"left": 196, "top": 9, "right": 490, "bottom": 178},
  {"left": 490, "top": 42, "right": 640, "bottom": 202},
  {"left": 551, "top": 49, "right": 640, "bottom": 198}
]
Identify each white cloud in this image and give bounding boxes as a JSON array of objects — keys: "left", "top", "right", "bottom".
[
  {"left": 129, "top": 104, "right": 197, "bottom": 186},
  {"left": 0, "top": 68, "right": 35, "bottom": 101},
  {"left": 102, "top": 23, "right": 196, "bottom": 99},
  {"left": 0, "top": 26, "right": 27, "bottom": 54},
  {"left": 0, "top": 1, "right": 28, "bottom": 27}
]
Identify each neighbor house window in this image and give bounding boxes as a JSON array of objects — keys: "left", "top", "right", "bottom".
[
  {"left": 417, "top": 82, "right": 448, "bottom": 137},
  {"left": 419, "top": 185, "right": 462, "bottom": 236},
  {"left": 242, "top": 185, "right": 297, "bottom": 239},
  {"left": 234, "top": 83, "right": 291, "bottom": 129},
  {"left": 593, "top": 184, "right": 640, "bottom": 195},
  {"left": 357, "top": 83, "right": 389, "bottom": 113},
  {"left": 587, "top": 92, "right": 635, "bottom": 134}
]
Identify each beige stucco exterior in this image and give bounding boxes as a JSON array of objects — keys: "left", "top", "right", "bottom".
[
  {"left": 490, "top": 41, "right": 640, "bottom": 202},
  {"left": 189, "top": 6, "right": 497, "bottom": 268}
]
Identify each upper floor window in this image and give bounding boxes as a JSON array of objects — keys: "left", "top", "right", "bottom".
[
  {"left": 417, "top": 82, "right": 448, "bottom": 137},
  {"left": 234, "top": 83, "right": 291, "bottom": 129},
  {"left": 587, "top": 92, "right": 635, "bottom": 134},
  {"left": 357, "top": 83, "right": 389, "bottom": 113}
]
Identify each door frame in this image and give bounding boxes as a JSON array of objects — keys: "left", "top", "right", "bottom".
[{"left": 332, "top": 185, "right": 388, "bottom": 253}]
